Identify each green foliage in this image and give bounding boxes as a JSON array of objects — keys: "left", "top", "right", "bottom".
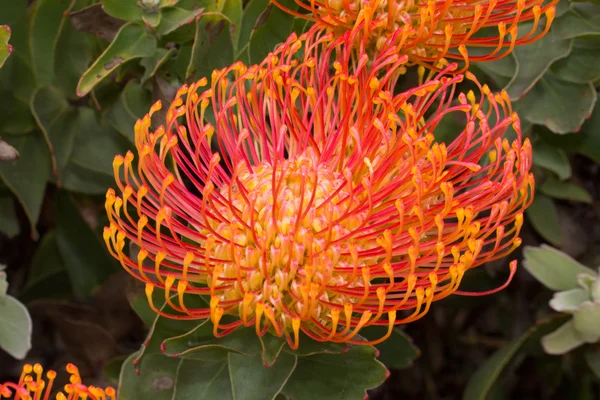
[
  {"left": 0, "top": 25, "right": 11, "bottom": 68},
  {"left": 0, "top": 270, "right": 32, "bottom": 360}
]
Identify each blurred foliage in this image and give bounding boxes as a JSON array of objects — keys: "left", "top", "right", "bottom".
[{"left": 0, "top": 0, "right": 598, "bottom": 398}]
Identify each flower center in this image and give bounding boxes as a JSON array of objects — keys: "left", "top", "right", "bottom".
[{"left": 208, "top": 149, "right": 373, "bottom": 335}]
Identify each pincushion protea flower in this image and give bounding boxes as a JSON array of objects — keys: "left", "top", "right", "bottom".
[
  {"left": 104, "top": 24, "right": 532, "bottom": 349},
  {"left": 272, "top": 0, "right": 557, "bottom": 69},
  {"left": 0, "top": 363, "right": 115, "bottom": 400}
]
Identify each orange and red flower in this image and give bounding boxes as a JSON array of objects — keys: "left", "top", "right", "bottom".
[
  {"left": 273, "top": 0, "right": 557, "bottom": 68},
  {"left": 104, "top": 25, "right": 532, "bottom": 349},
  {"left": 0, "top": 364, "right": 115, "bottom": 400}
]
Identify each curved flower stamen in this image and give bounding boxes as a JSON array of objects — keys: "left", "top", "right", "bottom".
[
  {"left": 0, "top": 364, "right": 116, "bottom": 400},
  {"left": 104, "top": 25, "right": 532, "bottom": 349},
  {"left": 272, "top": 0, "right": 557, "bottom": 68}
]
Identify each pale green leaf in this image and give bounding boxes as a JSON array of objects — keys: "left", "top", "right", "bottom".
[
  {"left": 541, "top": 320, "right": 585, "bottom": 355},
  {"left": 0, "top": 288, "right": 32, "bottom": 360},
  {"left": 523, "top": 244, "right": 597, "bottom": 291},
  {"left": 573, "top": 302, "right": 600, "bottom": 342}
]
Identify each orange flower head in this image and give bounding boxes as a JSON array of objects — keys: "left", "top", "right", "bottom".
[
  {"left": 273, "top": 0, "right": 557, "bottom": 68},
  {"left": 0, "top": 363, "right": 116, "bottom": 400},
  {"left": 104, "top": 25, "right": 532, "bottom": 349}
]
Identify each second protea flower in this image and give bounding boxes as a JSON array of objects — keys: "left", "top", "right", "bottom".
[
  {"left": 273, "top": 0, "right": 557, "bottom": 68},
  {"left": 104, "top": 25, "right": 532, "bottom": 349}
]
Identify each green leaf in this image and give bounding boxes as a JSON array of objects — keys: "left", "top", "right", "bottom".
[
  {"left": 141, "top": 48, "right": 176, "bottom": 83},
  {"left": 228, "top": 352, "right": 297, "bottom": 400},
  {"left": 245, "top": 0, "right": 298, "bottom": 64},
  {"left": 523, "top": 244, "right": 596, "bottom": 291},
  {"left": 0, "top": 275, "right": 32, "bottom": 360},
  {"left": 162, "top": 321, "right": 261, "bottom": 360},
  {"left": 104, "top": 355, "right": 128, "bottom": 386},
  {"left": 186, "top": 13, "right": 234, "bottom": 80},
  {"left": 553, "top": 38, "right": 600, "bottom": 84},
  {"left": 584, "top": 347, "right": 600, "bottom": 379},
  {"left": 0, "top": 133, "right": 51, "bottom": 237},
  {"left": 518, "top": 73, "right": 597, "bottom": 134},
  {"left": 222, "top": 0, "right": 242, "bottom": 50},
  {"left": 463, "top": 318, "right": 567, "bottom": 400},
  {"left": 236, "top": 0, "right": 268, "bottom": 54},
  {"left": 54, "top": 10, "right": 96, "bottom": 99},
  {"left": 55, "top": 189, "right": 118, "bottom": 298},
  {"left": 540, "top": 179, "right": 592, "bottom": 203},
  {"left": 175, "top": 359, "right": 233, "bottom": 399},
  {"left": 572, "top": 302, "right": 600, "bottom": 342},
  {"left": 155, "top": 7, "right": 203, "bottom": 36},
  {"left": 549, "top": 288, "right": 589, "bottom": 312},
  {"left": 552, "top": 4, "right": 600, "bottom": 39},
  {"left": 282, "top": 346, "right": 387, "bottom": 400},
  {"left": 541, "top": 320, "right": 585, "bottom": 355},
  {"left": 0, "top": 25, "right": 11, "bottom": 68},
  {"left": 525, "top": 194, "right": 562, "bottom": 247},
  {"left": 105, "top": 81, "right": 153, "bottom": 142},
  {"left": 118, "top": 352, "right": 180, "bottom": 400},
  {"left": 532, "top": 140, "right": 571, "bottom": 179},
  {"left": 0, "top": 195, "right": 19, "bottom": 237},
  {"left": 360, "top": 326, "right": 419, "bottom": 369},
  {"left": 29, "top": 0, "right": 77, "bottom": 85},
  {"left": 505, "top": 23, "right": 572, "bottom": 100},
  {"left": 101, "top": 0, "right": 145, "bottom": 21},
  {"left": 0, "top": 0, "right": 29, "bottom": 65},
  {"left": 77, "top": 22, "right": 157, "bottom": 96},
  {"left": 21, "top": 230, "right": 70, "bottom": 299}
]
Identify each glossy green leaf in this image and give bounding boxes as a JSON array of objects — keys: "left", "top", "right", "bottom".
[
  {"left": 105, "top": 81, "right": 153, "bottom": 142},
  {"left": 0, "top": 133, "right": 51, "bottom": 237},
  {"left": 0, "top": 273, "right": 32, "bottom": 360},
  {"left": 156, "top": 7, "right": 203, "bottom": 36},
  {"left": 0, "top": 195, "right": 19, "bottom": 237},
  {"left": 0, "top": 25, "right": 11, "bottom": 68},
  {"left": 29, "top": 0, "right": 77, "bottom": 85},
  {"left": 77, "top": 23, "right": 157, "bottom": 96},
  {"left": 101, "top": 0, "right": 145, "bottom": 21},
  {"left": 540, "top": 179, "right": 592, "bottom": 203},
  {"left": 552, "top": 4, "right": 600, "bottom": 39},
  {"left": 541, "top": 320, "right": 585, "bottom": 355},
  {"left": 360, "top": 326, "right": 419, "bottom": 369},
  {"left": 55, "top": 190, "right": 118, "bottom": 298},
  {"left": 523, "top": 244, "right": 596, "bottom": 291},
  {"left": 505, "top": 23, "right": 572, "bottom": 100},
  {"left": 553, "top": 38, "right": 600, "bottom": 84},
  {"left": 186, "top": 13, "right": 234, "bottom": 80},
  {"left": 532, "top": 140, "right": 571, "bottom": 180},
  {"left": 518, "top": 73, "right": 597, "bottom": 134},
  {"left": 282, "top": 346, "right": 387, "bottom": 400},
  {"left": 525, "top": 194, "right": 562, "bottom": 247},
  {"left": 463, "top": 318, "right": 567, "bottom": 400},
  {"left": 229, "top": 352, "right": 297, "bottom": 400}
]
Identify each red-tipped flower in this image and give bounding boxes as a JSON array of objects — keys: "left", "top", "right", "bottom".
[
  {"left": 0, "top": 363, "right": 116, "bottom": 400},
  {"left": 104, "top": 25, "right": 532, "bottom": 349},
  {"left": 273, "top": 0, "right": 557, "bottom": 68}
]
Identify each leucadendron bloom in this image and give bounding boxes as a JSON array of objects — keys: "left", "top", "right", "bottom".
[
  {"left": 0, "top": 363, "right": 115, "bottom": 400},
  {"left": 272, "top": 0, "right": 556, "bottom": 69},
  {"left": 104, "top": 24, "right": 532, "bottom": 349}
]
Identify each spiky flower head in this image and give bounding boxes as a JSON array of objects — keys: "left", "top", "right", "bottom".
[
  {"left": 104, "top": 24, "right": 532, "bottom": 349},
  {"left": 0, "top": 363, "right": 116, "bottom": 400},
  {"left": 273, "top": 0, "right": 556, "bottom": 69}
]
